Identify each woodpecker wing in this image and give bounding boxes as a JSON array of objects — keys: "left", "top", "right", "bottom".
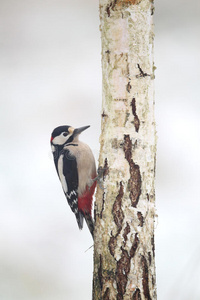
[{"left": 61, "top": 149, "right": 83, "bottom": 229}]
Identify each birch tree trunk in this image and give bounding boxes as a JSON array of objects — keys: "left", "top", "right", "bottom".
[{"left": 93, "top": 0, "right": 156, "bottom": 299}]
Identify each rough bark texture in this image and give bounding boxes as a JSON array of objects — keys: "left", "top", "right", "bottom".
[{"left": 93, "top": 0, "right": 156, "bottom": 299}]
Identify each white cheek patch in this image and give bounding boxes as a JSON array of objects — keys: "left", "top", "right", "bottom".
[
  {"left": 53, "top": 134, "right": 67, "bottom": 145},
  {"left": 51, "top": 145, "right": 56, "bottom": 152},
  {"left": 58, "top": 155, "right": 68, "bottom": 193},
  {"left": 52, "top": 133, "right": 72, "bottom": 145}
]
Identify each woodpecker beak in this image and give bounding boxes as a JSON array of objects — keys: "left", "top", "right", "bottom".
[{"left": 73, "top": 125, "right": 90, "bottom": 137}]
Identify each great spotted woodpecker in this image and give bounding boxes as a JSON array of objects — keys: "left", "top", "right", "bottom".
[{"left": 50, "top": 125, "right": 96, "bottom": 238}]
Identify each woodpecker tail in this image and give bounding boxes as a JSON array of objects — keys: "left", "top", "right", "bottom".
[
  {"left": 76, "top": 211, "right": 84, "bottom": 230},
  {"left": 84, "top": 212, "right": 94, "bottom": 239}
]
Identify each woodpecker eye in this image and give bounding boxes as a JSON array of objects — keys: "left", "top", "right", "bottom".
[{"left": 63, "top": 132, "right": 68, "bottom": 137}]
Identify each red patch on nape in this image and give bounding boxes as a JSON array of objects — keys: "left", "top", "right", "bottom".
[{"left": 50, "top": 136, "right": 54, "bottom": 142}]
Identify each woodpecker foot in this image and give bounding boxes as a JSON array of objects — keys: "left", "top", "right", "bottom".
[{"left": 93, "top": 166, "right": 107, "bottom": 190}]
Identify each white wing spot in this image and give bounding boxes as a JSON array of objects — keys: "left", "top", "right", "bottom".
[{"left": 67, "top": 190, "right": 76, "bottom": 199}]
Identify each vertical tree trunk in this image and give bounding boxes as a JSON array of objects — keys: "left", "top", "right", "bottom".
[{"left": 93, "top": 1, "right": 156, "bottom": 299}]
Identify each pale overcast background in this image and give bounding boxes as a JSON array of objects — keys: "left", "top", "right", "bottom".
[{"left": 0, "top": 0, "right": 200, "bottom": 299}]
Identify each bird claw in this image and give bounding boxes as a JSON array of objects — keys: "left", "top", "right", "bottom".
[
  {"left": 93, "top": 166, "right": 108, "bottom": 190},
  {"left": 97, "top": 180, "right": 104, "bottom": 191}
]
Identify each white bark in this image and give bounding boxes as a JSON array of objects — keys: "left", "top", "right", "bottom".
[{"left": 93, "top": 1, "right": 156, "bottom": 299}]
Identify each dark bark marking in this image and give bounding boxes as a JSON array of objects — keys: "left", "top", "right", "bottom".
[
  {"left": 136, "top": 64, "right": 150, "bottom": 78},
  {"left": 131, "top": 97, "right": 136, "bottom": 113},
  {"left": 131, "top": 98, "right": 140, "bottom": 132},
  {"left": 105, "top": 0, "right": 117, "bottom": 17},
  {"left": 106, "top": 4, "right": 111, "bottom": 17},
  {"left": 137, "top": 212, "right": 144, "bottom": 227},
  {"left": 109, "top": 182, "right": 124, "bottom": 258},
  {"left": 123, "top": 222, "right": 131, "bottom": 246},
  {"left": 102, "top": 110, "right": 108, "bottom": 118},
  {"left": 126, "top": 81, "right": 132, "bottom": 93},
  {"left": 112, "top": 182, "right": 124, "bottom": 234},
  {"left": 151, "top": 235, "right": 155, "bottom": 257},
  {"left": 116, "top": 248, "right": 130, "bottom": 299},
  {"left": 105, "top": 50, "right": 111, "bottom": 64},
  {"left": 152, "top": 274, "right": 156, "bottom": 287},
  {"left": 123, "top": 135, "right": 142, "bottom": 207},
  {"left": 130, "top": 233, "right": 139, "bottom": 258},
  {"left": 100, "top": 192, "right": 105, "bottom": 219},
  {"left": 109, "top": 235, "right": 117, "bottom": 258},
  {"left": 103, "top": 287, "right": 111, "bottom": 300},
  {"left": 106, "top": 0, "right": 142, "bottom": 16},
  {"left": 148, "top": 252, "right": 152, "bottom": 265},
  {"left": 128, "top": 163, "right": 141, "bottom": 207},
  {"left": 103, "top": 158, "right": 109, "bottom": 178},
  {"left": 110, "top": 234, "right": 139, "bottom": 298},
  {"left": 98, "top": 254, "right": 103, "bottom": 291},
  {"left": 141, "top": 255, "right": 151, "bottom": 300},
  {"left": 132, "top": 288, "right": 142, "bottom": 300},
  {"left": 123, "top": 134, "right": 133, "bottom": 161},
  {"left": 100, "top": 158, "right": 109, "bottom": 219},
  {"left": 94, "top": 203, "right": 97, "bottom": 223},
  {"left": 115, "top": 0, "right": 142, "bottom": 8}
]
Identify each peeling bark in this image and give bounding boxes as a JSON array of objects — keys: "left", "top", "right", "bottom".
[
  {"left": 93, "top": 0, "right": 156, "bottom": 299},
  {"left": 113, "top": 182, "right": 124, "bottom": 233},
  {"left": 123, "top": 134, "right": 142, "bottom": 208},
  {"left": 130, "top": 233, "right": 139, "bottom": 258},
  {"left": 116, "top": 249, "right": 130, "bottom": 299},
  {"left": 141, "top": 255, "right": 151, "bottom": 300},
  {"left": 123, "top": 222, "right": 131, "bottom": 245},
  {"left": 137, "top": 212, "right": 144, "bottom": 227}
]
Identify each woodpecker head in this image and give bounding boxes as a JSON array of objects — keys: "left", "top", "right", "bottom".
[{"left": 50, "top": 125, "right": 90, "bottom": 146}]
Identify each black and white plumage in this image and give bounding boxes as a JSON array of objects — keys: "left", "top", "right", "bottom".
[{"left": 50, "top": 125, "right": 96, "bottom": 237}]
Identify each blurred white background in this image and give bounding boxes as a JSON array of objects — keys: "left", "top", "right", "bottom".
[{"left": 0, "top": 0, "right": 200, "bottom": 299}]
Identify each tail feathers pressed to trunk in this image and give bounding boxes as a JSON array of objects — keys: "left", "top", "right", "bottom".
[
  {"left": 84, "top": 212, "right": 94, "bottom": 239},
  {"left": 76, "top": 211, "right": 84, "bottom": 230},
  {"left": 75, "top": 209, "right": 94, "bottom": 239}
]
